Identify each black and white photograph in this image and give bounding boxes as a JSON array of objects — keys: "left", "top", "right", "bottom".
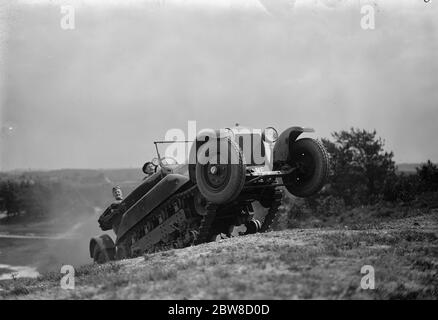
[{"left": 0, "top": 0, "right": 437, "bottom": 303}]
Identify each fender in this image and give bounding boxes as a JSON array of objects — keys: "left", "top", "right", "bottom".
[
  {"left": 116, "top": 174, "right": 192, "bottom": 244},
  {"left": 273, "top": 126, "right": 314, "bottom": 169},
  {"left": 89, "top": 234, "right": 115, "bottom": 258}
]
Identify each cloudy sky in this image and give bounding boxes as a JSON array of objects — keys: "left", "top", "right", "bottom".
[{"left": 0, "top": 0, "right": 437, "bottom": 170}]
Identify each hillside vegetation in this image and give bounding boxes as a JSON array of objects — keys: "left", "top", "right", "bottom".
[{"left": 1, "top": 210, "right": 436, "bottom": 299}]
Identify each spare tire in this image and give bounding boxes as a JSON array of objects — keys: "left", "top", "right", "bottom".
[
  {"left": 283, "top": 138, "right": 329, "bottom": 197},
  {"left": 195, "top": 138, "right": 246, "bottom": 204}
]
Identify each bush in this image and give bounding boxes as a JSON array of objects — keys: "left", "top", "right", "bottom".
[
  {"left": 272, "top": 128, "right": 438, "bottom": 231},
  {"left": 383, "top": 173, "right": 419, "bottom": 203},
  {"left": 321, "top": 128, "right": 395, "bottom": 205},
  {"left": 382, "top": 161, "right": 438, "bottom": 203},
  {"left": 417, "top": 160, "right": 438, "bottom": 192}
]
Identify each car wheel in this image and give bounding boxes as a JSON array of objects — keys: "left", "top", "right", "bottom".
[
  {"left": 283, "top": 138, "right": 329, "bottom": 197},
  {"left": 195, "top": 138, "right": 246, "bottom": 204},
  {"left": 92, "top": 245, "right": 112, "bottom": 264}
]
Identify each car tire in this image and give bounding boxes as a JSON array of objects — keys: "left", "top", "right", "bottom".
[
  {"left": 195, "top": 138, "right": 246, "bottom": 204},
  {"left": 92, "top": 245, "right": 113, "bottom": 264},
  {"left": 283, "top": 138, "right": 329, "bottom": 197}
]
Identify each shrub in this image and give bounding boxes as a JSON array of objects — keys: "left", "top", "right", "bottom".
[
  {"left": 417, "top": 160, "right": 438, "bottom": 192},
  {"left": 321, "top": 128, "right": 395, "bottom": 205},
  {"left": 382, "top": 173, "right": 419, "bottom": 202}
]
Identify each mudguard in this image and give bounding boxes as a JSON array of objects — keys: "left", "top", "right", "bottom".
[
  {"left": 273, "top": 126, "right": 314, "bottom": 169},
  {"left": 89, "top": 234, "right": 115, "bottom": 258},
  {"left": 122, "top": 171, "right": 164, "bottom": 209},
  {"left": 116, "top": 174, "right": 191, "bottom": 244}
]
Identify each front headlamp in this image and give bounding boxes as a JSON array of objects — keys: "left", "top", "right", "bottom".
[{"left": 262, "top": 127, "right": 278, "bottom": 143}]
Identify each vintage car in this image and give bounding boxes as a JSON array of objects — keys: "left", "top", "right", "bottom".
[{"left": 89, "top": 125, "right": 329, "bottom": 263}]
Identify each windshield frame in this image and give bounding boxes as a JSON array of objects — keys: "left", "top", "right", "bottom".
[{"left": 153, "top": 140, "right": 194, "bottom": 167}]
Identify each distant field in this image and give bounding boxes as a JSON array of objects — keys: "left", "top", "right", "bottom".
[
  {"left": 0, "top": 168, "right": 142, "bottom": 186},
  {"left": 1, "top": 211, "right": 436, "bottom": 299},
  {"left": 396, "top": 163, "right": 422, "bottom": 174}
]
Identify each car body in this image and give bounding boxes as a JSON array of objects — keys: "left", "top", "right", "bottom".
[{"left": 90, "top": 125, "right": 329, "bottom": 263}]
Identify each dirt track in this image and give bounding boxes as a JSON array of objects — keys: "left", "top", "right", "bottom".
[{"left": 1, "top": 211, "right": 437, "bottom": 299}]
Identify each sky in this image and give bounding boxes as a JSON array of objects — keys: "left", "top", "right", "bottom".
[{"left": 0, "top": 0, "right": 437, "bottom": 170}]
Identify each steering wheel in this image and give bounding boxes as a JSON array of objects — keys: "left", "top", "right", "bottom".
[{"left": 160, "top": 156, "right": 179, "bottom": 166}]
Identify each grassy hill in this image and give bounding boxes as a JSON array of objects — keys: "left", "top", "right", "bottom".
[{"left": 1, "top": 210, "right": 437, "bottom": 300}]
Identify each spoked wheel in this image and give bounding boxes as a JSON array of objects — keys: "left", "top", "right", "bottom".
[
  {"left": 195, "top": 138, "right": 246, "bottom": 204},
  {"left": 283, "top": 138, "right": 329, "bottom": 197}
]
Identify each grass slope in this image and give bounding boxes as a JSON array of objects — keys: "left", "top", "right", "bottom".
[{"left": 1, "top": 212, "right": 437, "bottom": 300}]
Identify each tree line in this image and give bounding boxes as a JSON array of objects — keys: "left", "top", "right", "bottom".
[{"left": 0, "top": 177, "right": 110, "bottom": 223}]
